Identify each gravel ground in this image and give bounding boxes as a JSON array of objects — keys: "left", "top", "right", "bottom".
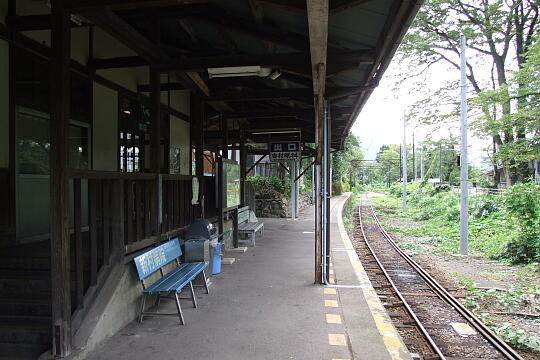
[{"left": 371, "top": 197, "right": 540, "bottom": 360}]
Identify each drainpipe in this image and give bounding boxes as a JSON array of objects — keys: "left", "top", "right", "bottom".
[{"left": 320, "top": 102, "right": 365, "bottom": 289}]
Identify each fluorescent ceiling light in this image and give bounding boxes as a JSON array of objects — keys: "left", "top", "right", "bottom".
[
  {"left": 208, "top": 66, "right": 273, "bottom": 78},
  {"left": 269, "top": 69, "right": 281, "bottom": 80}
]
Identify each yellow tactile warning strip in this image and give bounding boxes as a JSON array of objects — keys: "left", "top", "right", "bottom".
[
  {"left": 334, "top": 194, "right": 410, "bottom": 360},
  {"left": 324, "top": 288, "right": 337, "bottom": 295},
  {"left": 325, "top": 299, "right": 339, "bottom": 307},
  {"left": 328, "top": 334, "right": 348, "bottom": 346},
  {"left": 324, "top": 266, "right": 352, "bottom": 360},
  {"left": 326, "top": 314, "right": 342, "bottom": 324}
]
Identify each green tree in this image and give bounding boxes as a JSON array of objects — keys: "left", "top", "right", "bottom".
[
  {"left": 398, "top": 0, "right": 539, "bottom": 186},
  {"left": 475, "top": 37, "right": 540, "bottom": 171},
  {"left": 331, "top": 133, "right": 364, "bottom": 188}
]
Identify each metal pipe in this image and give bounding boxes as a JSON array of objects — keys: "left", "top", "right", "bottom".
[
  {"left": 320, "top": 102, "right": 365, "bottom": 289},
  {"left": 321, "top": 194, "right": 366, "bottom": 289}
]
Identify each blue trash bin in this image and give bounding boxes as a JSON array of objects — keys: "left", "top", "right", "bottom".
[{"left": 212, "top": 242, "right": 223, "bottom": 275}]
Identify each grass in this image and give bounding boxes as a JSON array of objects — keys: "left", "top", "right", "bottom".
[{"left": 370, "top": 190, "right": 516, "bottom": 259}]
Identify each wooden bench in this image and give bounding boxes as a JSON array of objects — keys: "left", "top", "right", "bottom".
[
  {"left": 133, "top": 238, "right": 209, "bottom": 325},
  {"left": 237, "top": 206, "right": 264, "bottom": 247}
]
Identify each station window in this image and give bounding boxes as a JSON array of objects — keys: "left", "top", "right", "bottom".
[
  {"left": 118, "top": 97, "right": 169, "bottom": 173},
  {"left": 15, "top": 49, "right": 90, "bottom": 174}
]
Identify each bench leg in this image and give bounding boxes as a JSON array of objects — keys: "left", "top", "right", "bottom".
[
  {"left": 202, "top": 269, "right": 210, "bottom": 294},
  {"left": 155, "top": 294, "right": 161, "bottom": 310},
  {"left": 138, "top": 294, "right": 147, "bottom": 323},
  {"left": 174, "top": 292, "right": 185, "bottom": 325},
  {"left": 252, "top": 232, "right": 256, "bottom": 247},
  {"left": 189, "top": 280, "right": 197, "bottom": 308}
]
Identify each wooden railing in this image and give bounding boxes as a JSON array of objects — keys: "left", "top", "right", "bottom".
[
  {"left": 68, "top": 170, "right": 210, "bottom": 323},
  {"left": 0, "top": 168, "right": 10, "bottom": 232},
  {"left": 161, "top": 174, "right": 200, "bottom": 235}
]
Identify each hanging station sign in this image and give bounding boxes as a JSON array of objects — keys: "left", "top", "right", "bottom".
[{"left": 269, "top": 142, "right": 301, "bottom": 162}]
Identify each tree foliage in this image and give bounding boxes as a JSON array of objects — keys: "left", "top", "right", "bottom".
[
  {"left": 331, "top": 133, "right": 365, "bottom": 188},
  {"left": 398, "top": 0, "right": 539, "bottom": 186}
]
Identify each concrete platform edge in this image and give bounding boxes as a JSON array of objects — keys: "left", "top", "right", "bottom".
[{"left": 332, "top": 193, "right": 411, "bottom": 360}]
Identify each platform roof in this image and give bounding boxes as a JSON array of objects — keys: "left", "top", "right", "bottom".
[{"left": 68, "top": 0, "right": 422, "bottom": 150}]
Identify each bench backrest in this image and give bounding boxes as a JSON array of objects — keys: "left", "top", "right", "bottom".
[
  {"left": 133, "top": 238, "right": 182, "bottom": 280},
  {"left": 238, "top": 206, "right": 250, "bottom": 224}
]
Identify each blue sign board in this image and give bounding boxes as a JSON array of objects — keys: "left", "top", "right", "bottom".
[
  {"left": 269, "top": 142, "right": 301, "bottom": 162},
  {"left": 133, "top": 238, "right": 182, "bottom": 280}
]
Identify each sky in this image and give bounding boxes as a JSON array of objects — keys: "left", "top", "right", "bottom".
[{"left": 351, "top": 55, "right": 490, "bottom": 168}]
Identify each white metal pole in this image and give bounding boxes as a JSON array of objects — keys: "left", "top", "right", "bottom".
[
  {"left": 402, "top": 113, "right": 407, "bottom": 213},
  {"left": 413, "top": 132, "right": 416, "bottom": 181},
  {"left": 460, "top": 34, "right": 469, "bottom": 255},
  {"left": 290, "top": 160, "right": 296, "bottom": 219},
  {"left": 420, "top": 144, "right": 425, "bottom": 181}
]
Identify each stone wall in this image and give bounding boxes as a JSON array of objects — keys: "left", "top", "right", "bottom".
[
  {"left": 255, "top": 192, "right": 313, "bottom": 218},
  {"left": 299, "top": 192, "right": 313, "bottom": 210},
  {"left": 255, "top": 198, "right": 289, "bottom": 218}
]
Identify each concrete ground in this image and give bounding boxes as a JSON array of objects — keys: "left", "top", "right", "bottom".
[{"left": 87, "top": 194, "right": 408, "bottom": 360}]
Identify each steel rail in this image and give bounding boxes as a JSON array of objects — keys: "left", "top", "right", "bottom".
[
  {"left": 365, "top": 197, "right": 524, "bottom": 360},
  {"left": 358, "top": 196, "right": 445, "bottom": 360}
]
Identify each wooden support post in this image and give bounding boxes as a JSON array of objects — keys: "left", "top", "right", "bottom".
[
  {"left": 150, "top": 68, "right": 161, "bottom": 237},
  {"left": 50, "top": 0, "right": 71, "bottom": 355},
  {"left": 221, "top": 115, "right": 228, "bottom": 159},
  {"left": 217, "top": 158, "right": 224, "bottom": 235},
  {"left": 307, "top": 0, "right": 329, "bottom": 284},
  {"left": 73, "top": 178, "right": 83, "bottom": 310},
  {"left": 112, "top": 179, "right": 125, "bottom": 256},
  {"left": 232, "top": 208, "right": 239, "bottom": 248},
  {"left": 240, "top": 135, "right": 246, "bottom": 206},
  {"left": 191, "top": 95, "right": 205, "bottom": 217},
  {"left": 314, "top": 95, "right": 323, "bottom": 284},
  {"left": 8, "top": 0, "right": 17, "bottom": 239}
]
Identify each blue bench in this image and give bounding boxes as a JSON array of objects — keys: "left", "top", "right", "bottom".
[{"left": 133, "top": 238, "right": 209, "bottom": 325}]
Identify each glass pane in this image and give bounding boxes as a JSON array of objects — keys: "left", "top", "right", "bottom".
[
  {"left": 69, "top": 124, "right": 89, "bottom": 170},
  {"left": 17, "top": 110, "right": 50, "bottom": 175}
]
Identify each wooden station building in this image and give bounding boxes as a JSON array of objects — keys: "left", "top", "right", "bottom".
[{"left": 0, "top": 0, "right": 420, "bottom": 358}]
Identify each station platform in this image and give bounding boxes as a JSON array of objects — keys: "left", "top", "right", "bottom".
[{"left": 86, "top": 194, "right": 410, "bottom": 360}]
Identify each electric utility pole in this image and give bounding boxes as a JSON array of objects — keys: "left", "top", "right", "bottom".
[
  {"left": 420, "top": 144, "right": 425, "bottom": 181},
  {"left": 439, "top": 144, "right": 443, "bottom": 185},
  {"left": 460, "top": 34, "right": 469, "bottom": 255},
  {"left": 412, "top": 132, "right": 416, "bottom": 181},
  {"left": 402, "top": 113, "right": 407, "bottom": 213}
]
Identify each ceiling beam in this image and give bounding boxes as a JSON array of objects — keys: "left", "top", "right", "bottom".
[
  {"left": 207, "top": 88, "right": 312, "bottom": 102},
  {"left": 224, "top": 108, "right": 314, "bottom": 120},
  {"left": 306, "top": 0, "right": 329, "bottom": 97},
  {"left": 255, "top": 0, "right": 376, "bottom": 14},
  {"left": 11, "top": 15, "right": 89, "bottom": 31},
  {"left": 330, "top": 0, "right": 375, "bottom": 14},
  {"left": 256, "top": 1, "right": 306, "bottom": 13},
  {"left": 78, "top": 8, "right": 209, "bottom": 96},
  {"left": 138, "top": 82, "right": 185, "bottom": 92},
  {"left": 190, "top": 12, "right": 310, "bottom": 52},
  {"left": 327, "top": 84, "right": 377, "bottom": 99},
  {"left": 69, "top": 0, "right": 215, "bottom": 12},
  {"left": 207, "top": 86, "right": 364, "bottom": 102},
  {"left": 156, "top": 52, "right": 310, "bottom": 73},
  {"left": 89, "top": 56, "right": 147, "bottom": 69}
]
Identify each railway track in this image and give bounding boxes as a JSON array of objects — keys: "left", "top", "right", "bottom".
[{"left": 352, "top": 194, "right": 523, "bottom": 360}]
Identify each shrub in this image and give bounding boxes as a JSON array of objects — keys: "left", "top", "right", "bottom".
[
  {"left": 500, "top": 182, "right": 540, "bottom": 264},
  {"left": 470, "top": 193, "right": 504, "bottom": 219},
  {"left": 332, "top": 181, "right": 343, "bottom": 195},
  {"left": 248, "top": 176, "right": 288, "bottom": 199}
]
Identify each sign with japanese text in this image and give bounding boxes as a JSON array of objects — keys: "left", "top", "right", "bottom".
[{"left": 269, "top": 142, "right": 301, "bottom": 162}]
